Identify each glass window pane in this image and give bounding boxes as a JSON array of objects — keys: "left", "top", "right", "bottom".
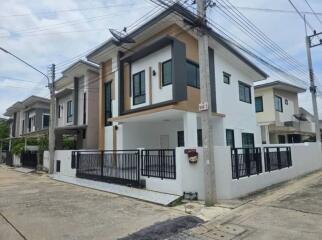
[
  {"left": 162, "top": 60, "right": 172, "bottom": 86},
  {"left": 255, "top": 97, "right": 263, "bottom": 112},
  {"left": 177, "top": 131, "right": 184, "bottom": 147}
]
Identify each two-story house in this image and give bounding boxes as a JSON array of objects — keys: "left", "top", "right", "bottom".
[
  {"left": 54, "top": 60, "right": 99, "bottom": 150},
  {"left": 86, "top": 4, "right": 267, "bottom": 152},
  {"left": 4, "top": 96, "right": 50, "bottom": 138},
  {"left": 254, "top": 79, "right": 315, "bottom": 144}
]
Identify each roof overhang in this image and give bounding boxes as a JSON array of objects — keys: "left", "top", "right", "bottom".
[
  {"left": 255, "top": 80, "right": 306, "bottom": 93},
  {"left": 86, "top": 3, "right": 267, "bottom": 79},
  {"left": 4, "top": 95, "right": 50, "bottom": 116},
  {"left": 55, "top": 88, "right": 73, "bottom": 98}
]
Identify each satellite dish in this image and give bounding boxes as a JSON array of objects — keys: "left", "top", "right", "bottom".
[{"left": 109, "top": 29, "right": 135, "bottom": 44}]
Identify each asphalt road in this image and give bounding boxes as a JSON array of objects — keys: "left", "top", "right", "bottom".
[
  {"left": 0, "top": 166, "right": 184, "bottom": 240},
  {"left": 2, "top": 165, "right": 322, "bottom": 240}
]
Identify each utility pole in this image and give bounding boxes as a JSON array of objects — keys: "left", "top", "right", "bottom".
[
  {"left": 197, "top": 0, "right": 216, "bottom": 206},
  {"left": 48, "top": 64, "right": 56, "bottom": 174},
  {"left": 304, "top": 16, "right": 321, "bottom": 142}
]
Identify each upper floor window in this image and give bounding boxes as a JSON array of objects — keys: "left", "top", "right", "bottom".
[
  {"left": 162, "top": 59, "right": 172, "bottom": 86},
  {"left": 105, "top": 82, "right": 112, "bottom": 126},
  {"left": 239, "top": 81, "right": 251, "bottom": 104},
  {"left": 133, "top": 70, "right": 146, "bottom": 105},
  {"left": 67, "top": 100, "right": 73, "bottom": 123},
  {"left": 275, "top": 95, "right": 283, "bottom": 112},
  {"left": 223, "top": 72, "right": 231, "bottom": 84},
  {"left": 43, "top": 114, "right": 50, "bottom": 128},
  {"left": 186, "top": 60, "right": 200, "bottom": 88},
  {"left": 255, "top": 96, "right": 263, "bottom": 112}
]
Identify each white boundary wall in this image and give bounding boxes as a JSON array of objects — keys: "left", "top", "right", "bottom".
[
  {"left": 46, "top": 143, "right": 321, "bottom": 200},
  {"left": 214, "top": 142, "right": 322, "bottom": 199},
  {"left": 43, "top": 150, "right": 76, "bottom": 177},
  {"left": 144, "top": 143, "right": 322, "bottom": 200}
]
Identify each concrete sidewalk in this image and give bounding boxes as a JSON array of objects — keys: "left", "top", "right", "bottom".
[
  {"left": 52, "top": 174, "right": 181, "bottom": 206},
  {"left": 170, "top": 170, "right": 322, "bottom": 240}
]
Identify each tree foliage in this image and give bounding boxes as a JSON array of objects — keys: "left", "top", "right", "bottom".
[{"left": 0, "top": 120, "right": 9, "bottom": 139}]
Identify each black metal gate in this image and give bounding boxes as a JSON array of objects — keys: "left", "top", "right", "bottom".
[
  {"left": 73, "top": 150, "right": 141, "bottom": 187},
  {"left": 4, "top": 151, "right": 13, "bottom": 166},
  {"left": 21, "top": 151, "right": 38, "bottom": 169}
]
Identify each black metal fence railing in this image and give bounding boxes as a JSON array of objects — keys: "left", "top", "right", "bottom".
[
  {"left": 73, "top": 150, "right": 141, "bottom": 187},
  {"left": 264, "top": 147, "right": 292, "bottom": 172},
  {"left": 21, "top": 151, "right": 38, "bottom": 169},
  {"left": 141, "top": 149, "right": 176, "bottom": 180},
  {"left": 4, "top": 151, "right": 13, "bottom": 167},
  {"left": 231, "top": 148, "right": 262, "bottom": 179}
]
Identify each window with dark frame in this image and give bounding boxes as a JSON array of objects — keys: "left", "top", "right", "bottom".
[
  {"left": 105, "top": 82, "right": 112, "bottom": 126},
  {"left": 162, "top": 59, "right": 172, "bottom": 86},
  {"left": 177, "top": 131, "right": 184, "bottom": 147},
  {"left": 83, "top": 92, "right": 87, "bottom": 125},
  {"left": 275, "top": 95, "right": 283, "bottom": 112},
  {"left": 43, "top": 114, "right": 50, "bottom": 128},
  {"left": 133, "top": 70, "right": 146, "bottom": 105},
  {"left": 255, "top": 96, "right": 263, "bottom": 112},
  {"left": 226, "top": 129, "right": 235, "bottom": 148},
  {"left": 223, "top": 72, "right": 231, "bottom": 84},
  {"left": 186, "top": 60, "right": 200, "bottom": 88},
  {"left": 239, "top": 81, "right": 252, "bottom": 104},
  {"left": 67, "top": 100, "right": 73, "bottom": 123},
  {"left": 197, "top": 129, "right": 203, "bottom": 147},
  {"left": 242, "top": 133, "right": 255, "bottom": 148},
  {"left": 58, "top": 105, "right": 61, "bottom": 118}
]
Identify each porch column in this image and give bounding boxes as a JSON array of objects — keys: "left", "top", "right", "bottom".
[
  {"left": 265, "top": 125, "right": 270, "bottom": 144},
  {"left": 183, "top": 112, "right": 198, "bottom": 147}
]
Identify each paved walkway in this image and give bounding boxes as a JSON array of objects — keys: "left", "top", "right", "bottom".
[
  {"left": 52, "top": 174, "right": 181, "bottom": 206},
  {"left": 170, "top": 170, "right": 322, "bottom": 240}
]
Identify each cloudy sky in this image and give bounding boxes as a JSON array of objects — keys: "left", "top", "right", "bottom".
[{"left": 0, "top": 0, "right": 321, "bottom": 118}]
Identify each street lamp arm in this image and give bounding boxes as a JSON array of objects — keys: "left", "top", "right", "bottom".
[{"left": 0, "top": 47, "right": 50, "bottom": 83}]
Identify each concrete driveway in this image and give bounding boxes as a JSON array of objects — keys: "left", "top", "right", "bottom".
[
  {"left": 0, "top": 166, "right": 184, "bottom": 240},
  {"left": 2, "top": 165, "right": 322, "bottom": 240}
]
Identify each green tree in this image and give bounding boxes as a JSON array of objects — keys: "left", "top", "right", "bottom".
[{"left": 0, "top": 120, "right": 9, "bottom": 139}]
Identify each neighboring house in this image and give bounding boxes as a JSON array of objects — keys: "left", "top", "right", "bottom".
[
  {"left": 4, "top": 96, "right": 50, "bottom": 138},
  {"left": 86, "top": 3, "right": 267, "bottom": 152},
  {"left": 254, "top": 79, "right": 315, "bottom": 144},
  {"left": 54, "top": 60, "right": 99, "bottom": 150}
]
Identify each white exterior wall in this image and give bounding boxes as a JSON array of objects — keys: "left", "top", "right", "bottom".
[
  {"left": 53, "top": 150, "right": 76, "bottom": 177},
  {"left": 214, "top": 52, "right": 261, "bottom": 147},
  {"left": 274, "top": 89, "right": 299, "bottom": 124},
  {"left": 118, "top": 120, "right": 183, "bottom": 150},
  {"left": 130, "top": 45, "right": 173, "bottom": 109}
]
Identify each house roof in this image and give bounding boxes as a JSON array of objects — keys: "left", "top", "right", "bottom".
[
  {"left": 61, "top": 60, "right": 99, "bottom": 76},
  {"left": 86, "top": 3, "right": 267, "bottom": 79},
  {"left": 254, "top": 78, "right": 306, "bottom": 93},
  {"left": 55, "top": 60, "right": 99, "bottom": 91},
  {"left": 4, "top": 95, "right": 50, "bottom": 117}
]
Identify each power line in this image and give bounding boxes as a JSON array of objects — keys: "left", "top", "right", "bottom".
[
  {"left": 303, "top": 0, "right": 322, "bottom": 25},
  {"left": 0, "top": 3, "right": 146, "bottom": 18},
  {"left": 288, "top": 0, "right": 316, "bottom": 32}
]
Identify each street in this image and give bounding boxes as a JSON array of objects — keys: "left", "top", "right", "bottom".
[{"left": 2, "top": 166, "right": 322, "bottom": 239}]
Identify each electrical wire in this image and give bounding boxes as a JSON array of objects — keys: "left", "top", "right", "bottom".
[{"left": 303, "top": 0, "right": 322, "bottom": 25}]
